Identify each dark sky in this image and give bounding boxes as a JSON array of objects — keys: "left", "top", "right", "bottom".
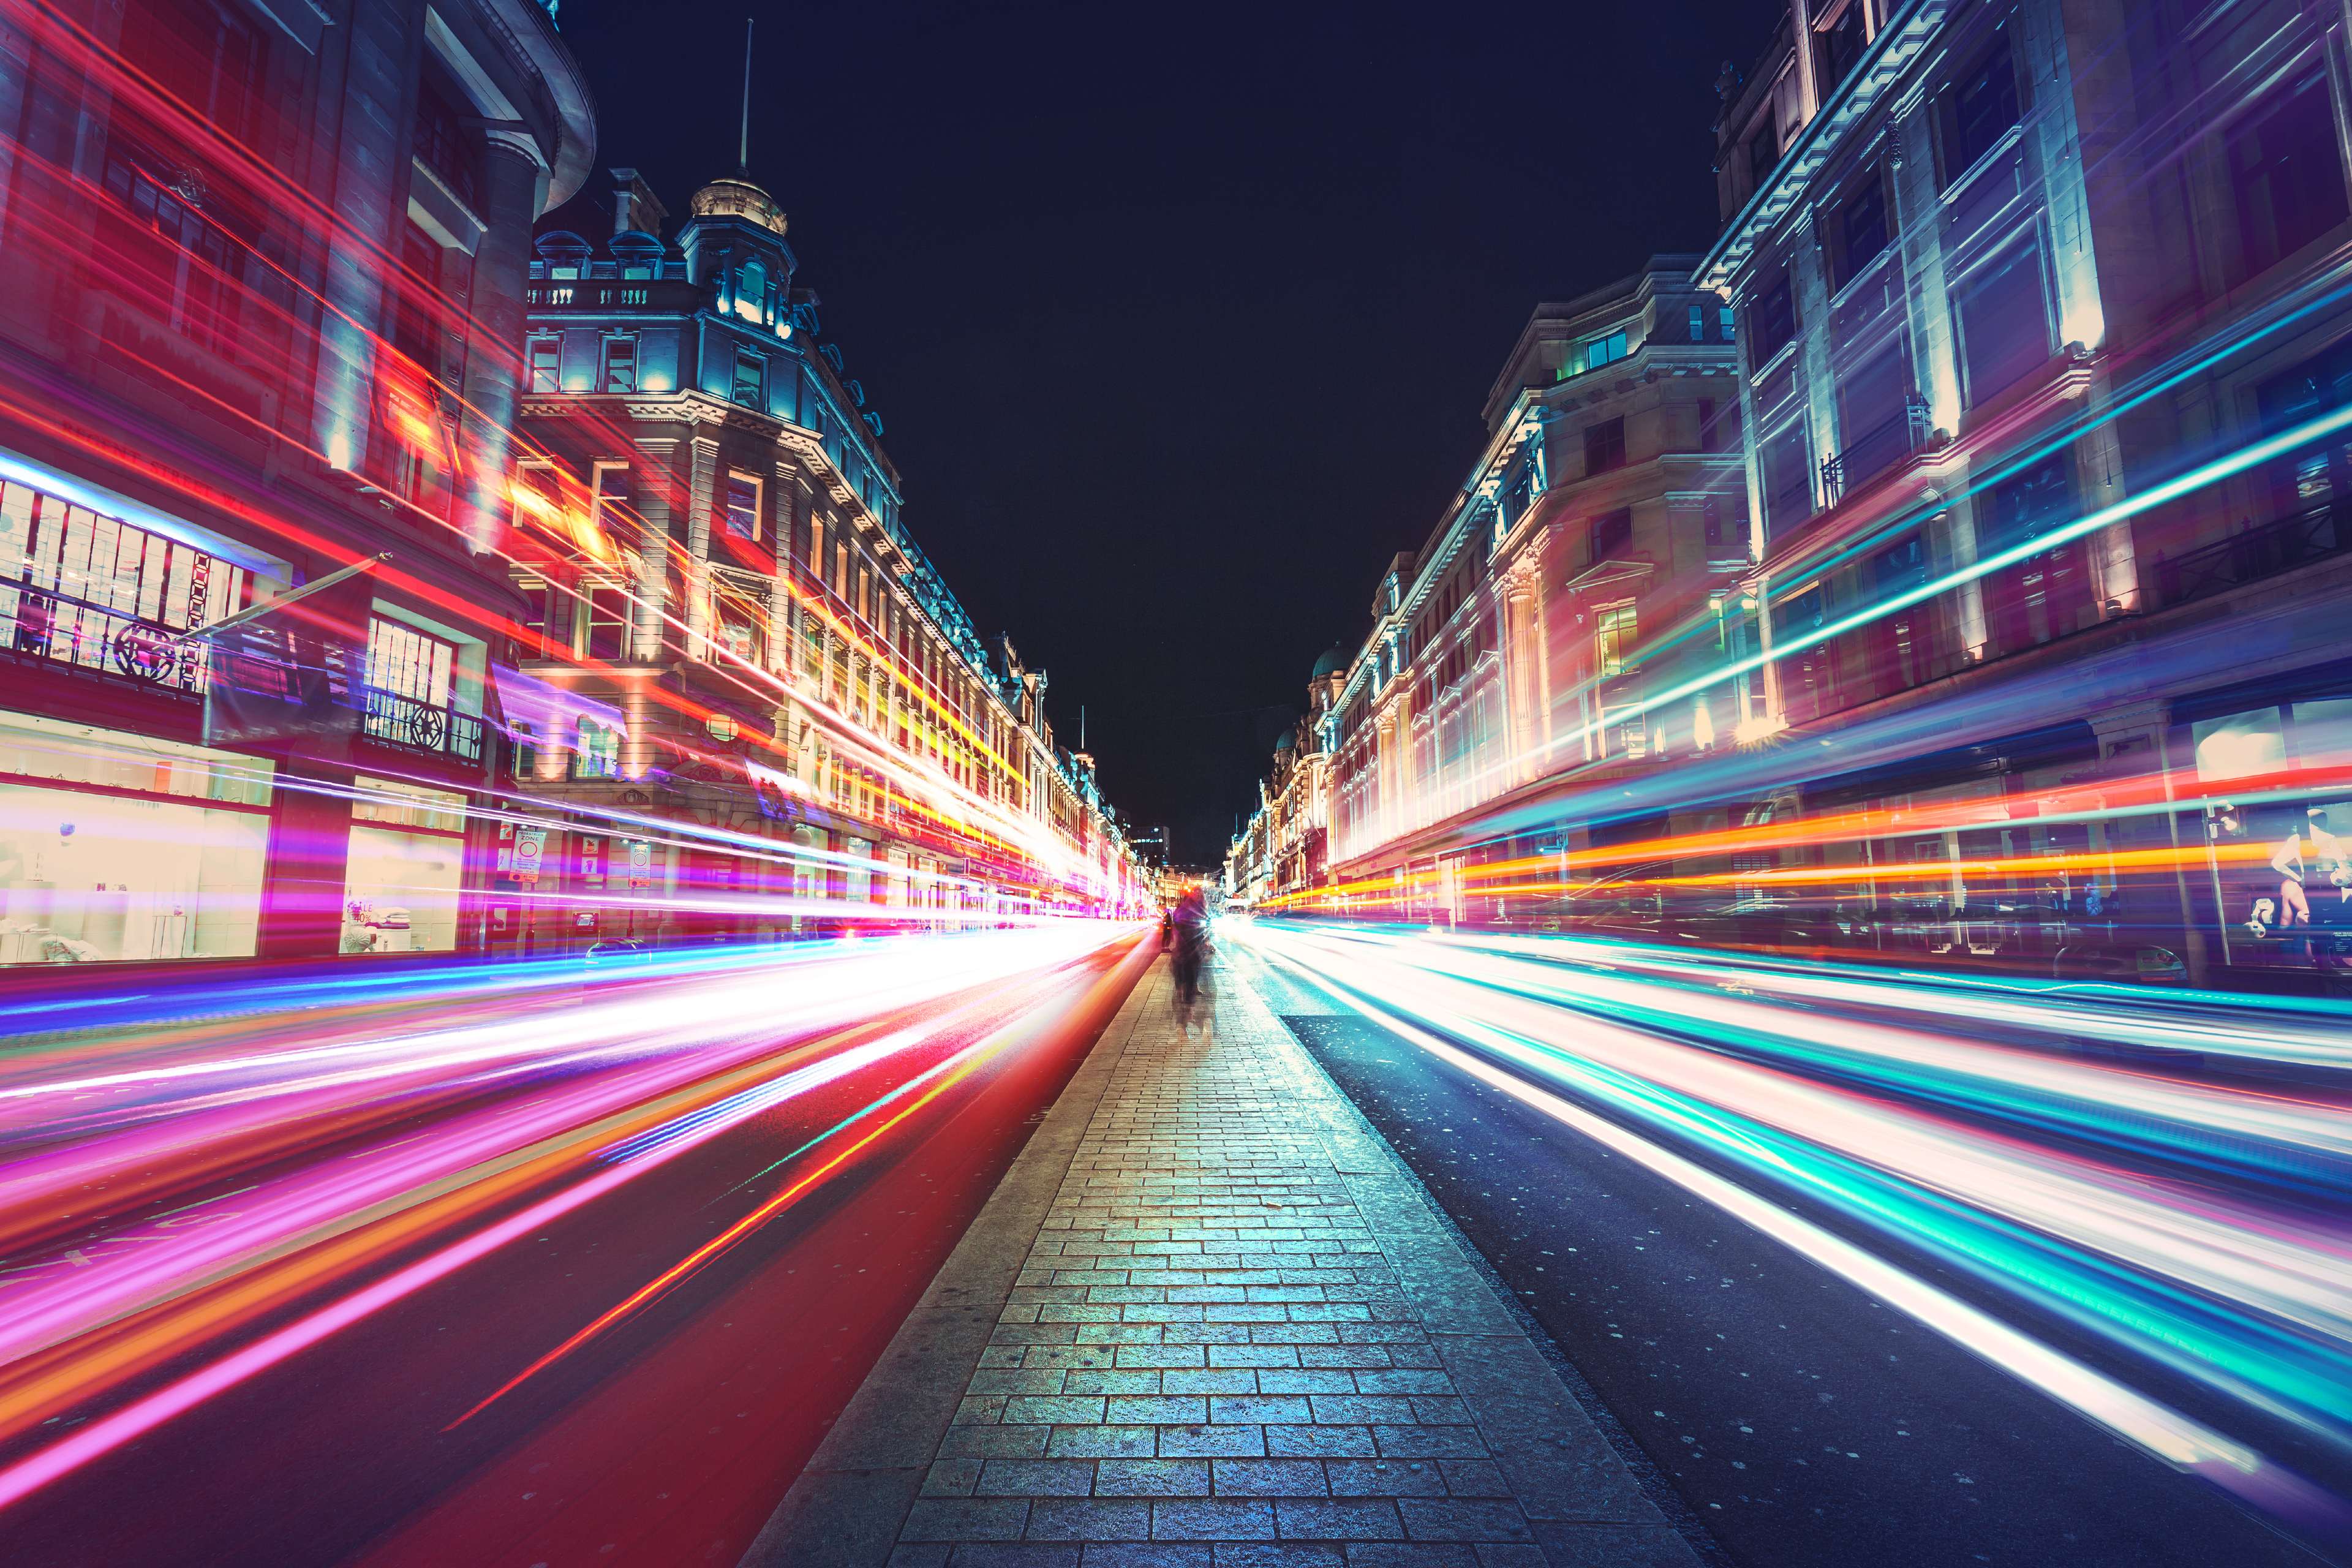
[{"left": 552, "top": 0, "right": 1773, "bottom": 865}]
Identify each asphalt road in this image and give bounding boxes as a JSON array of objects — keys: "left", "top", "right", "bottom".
[
  {"left": 0, "top": 936, "right": 1150, "bottom": 1568},
  {"left": 1223, "top": 945, "right": 2339, "bottom": 1568}
]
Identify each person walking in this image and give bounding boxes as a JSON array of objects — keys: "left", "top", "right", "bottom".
[{"left": 1170, "top": 885, "right": 1208, "bottom": 1030}]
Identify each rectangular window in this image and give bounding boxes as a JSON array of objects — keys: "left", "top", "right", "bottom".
[
  {"left": 1703, "top": 494, "right": 1727, "bottom": 547},
  {"left": 365, "top": 616, "right": 454, "bottom": 707},
  {"left": 575, "top": 717, "right": 622, "bottom": 779},
  {"left": 1942, "top": 34, "right": 2020, "bottom": 183},
  {"left": 585, "top": 586, "right": 630, "bottom": 662},
  {"left": 2227, "top": 56, "right": 2350, "bottom": 282},
  {"left": 527, "top": 334, "right": 560, "bottom": 393},
  {"left": 1591, "top": 507, "right": 1634, "bottom": 562},
  {"left": 1689, "top": 304, "right": 1706, "bottom": 342},
  {"left": 0, "top": 480, "right": 251, "bottom": 689},
  {"left": 1951, "top": 238, "right": 2051, "bottom": 407},
  {"left": 1585, "top": 330, "right": 1630, "bottom": 371},
  {"left": 1760, "top": 420, "right": 1815, "bottom": 540},
  {"left": 1747, "top": 123, "right": 1779, "bottom": 192},
  {"left": 1749, "top": 276, "right": 1797, "bottom": 364},
  {"left": 602, "top": 336, "right": 636, "bottom": 393},
  {"left": 1700, "top": 396, "right": 1742, "bottom": 453},
  {"left": 723, "top": 472, "right": 760, "bottom": 541},
  {"left": 1596, "top": 602, "right": 1637, "bottom": 678},
  {"left": 1584, "top": 417, "right": 1627, "bottom": 476},
  {"left": 1827, "top": 168, "right": 1890, "bottom": 292},
  {"left": 732, "top": 350, "right": 765, "bottom": 407},
  {"left": 590, "top": 462, "right": 633, "bottom": 544},
  {"left": 1721, "top": 305, "right": 1738, "bottom": 342}
]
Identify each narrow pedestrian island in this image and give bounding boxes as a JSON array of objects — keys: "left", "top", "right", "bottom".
[{"left": 745, "top": 956, "right": 1697, "bottom": 1567}]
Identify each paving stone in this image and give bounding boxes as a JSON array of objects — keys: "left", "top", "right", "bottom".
[
  {"left": 978, "top": 1460, "right": 1099, "bottom": 1498},
  {"left": 1095, "top": 1459, "right": 1214, "bottom": 1497},
  {"left": 1213, "top": 1548, "right": 1344, "bottom": 1567},
  {"left": 1027, "top": 1499, "right": 1155, "bottom": 1542},
  {"left": 1272, "top": 1498, "right": 1406, "bottom": 1541},
  {"left": 1152, "top": 1499, "right": 1278, "bottom": 1542},
  {"left": 900, "top": 1498, "right": 1031, "bottom": 1542},
  {"left": 1080, "top": 1546, "right": 1213, "bottom": 1568},
  {"left": 1263, "top": 1425, "right": 1376, "bottom": 1459},
  {"left": 1324, "top": 1460, "right": 1447, "bottom": 1499},
  {"left": 1208, "top": 1458, "right": 1329, "bottom": 1496},
  {"left": 1394, "top": 1499, "right": 1533, "bottom": 1544},
  {"left": 924, "top": 1458, "right": 987, "bottom": 1497},
  {"left": 1140, "top": 1420, "right": 1261, "bottom": 1457},
  {"left": 1049, "top": 1427, "right": 1161, "bottom": 1460}
]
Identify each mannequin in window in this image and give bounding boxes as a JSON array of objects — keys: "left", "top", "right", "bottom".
[{"left": 2267, "top": 808, "right": 2345, "bottom": 926}]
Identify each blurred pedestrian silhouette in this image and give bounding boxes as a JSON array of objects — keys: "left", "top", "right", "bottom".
[{"left": 1170, "top": 885, "right": 1208, "bottom": 1030}]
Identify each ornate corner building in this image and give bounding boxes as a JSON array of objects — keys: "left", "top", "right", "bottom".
[{"left": 497, "top": 165, "right": 1144, "bottom": 951}]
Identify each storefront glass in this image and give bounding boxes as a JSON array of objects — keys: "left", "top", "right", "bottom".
[
  {"left": 342, "top": 775, "right": 467, "bottom": 954},
  {"left": 0, "top": 712, "right": 272, "bottom": 963}
]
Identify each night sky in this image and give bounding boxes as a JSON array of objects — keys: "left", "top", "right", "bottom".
[{"left": 552, "top": 0, "right": 1773, "bottom": 865}]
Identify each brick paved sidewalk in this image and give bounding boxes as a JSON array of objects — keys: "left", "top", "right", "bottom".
[{"left": 742, "top": 954, "right": 1698, "bottom": 1568}]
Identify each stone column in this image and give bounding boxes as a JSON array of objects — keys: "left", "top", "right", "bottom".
[
  {"left": 311, "top": 0, "right": 427, "bottom": 479},
  {"left": 684, "top": 434, "right": 718, "bottom": 654},
  {"left": 456, "top": 133, "right": 549, "bottom": 551},
  {"left": 631, "top": 437, "right": 676, "bottom": 663}
]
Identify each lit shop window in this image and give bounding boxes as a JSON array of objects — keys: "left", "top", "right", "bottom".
[
  {"left": 575, "top": 716, "right": 623, "bottom": 779},
  {"left": 0, "top": 479, "right": 254, "bottom": 688},
  {"left": 343, "top": 775, "right": 467, "bottom": 956},
  {"left": 0, "top": 712, "right": 271, "bottom": 965}
]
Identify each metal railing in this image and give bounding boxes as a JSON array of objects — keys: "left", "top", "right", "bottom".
[
  {"left": 1820, "top": 395, "right": 1933, "bottom": 506},
  {"left": 361, "top": 685, "right": 484, "bottom": 764},
  {"left": 0, "top": 583, "right": 208, "bottom": 691},
  {"left": 2155, "top": 500, "right": 2349, "bottom": 608}
]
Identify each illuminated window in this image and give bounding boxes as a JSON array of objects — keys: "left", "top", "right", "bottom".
[
  {"left": 1689, "top": 304, "right": 1706, "bottom": 342},
  {"left": 1596, "top": 603, "right": 1637, "bottom": 677},
  {"left": 601, "top": 336, "right": 636, "bottom": 393},
  {"left": 364, "top": 616, "right": 455, "bottom": 728},
  {"left": 527, "top": 334, "right": 560, "bottom": 393},
  {"left": 723, "top": 472, "right": 761, "bottom": 540},
  {"left": 575, "top": 717, "right": 622, "bottom": 779},
  {"left": 1584, "top": 331, "right": 1630, "bottom": 371}
]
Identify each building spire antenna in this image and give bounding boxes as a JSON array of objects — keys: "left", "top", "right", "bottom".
[{"left": 738, "top": 17, "right": 755, "bottom": 173}]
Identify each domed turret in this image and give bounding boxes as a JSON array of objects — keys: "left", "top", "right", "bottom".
[
  {"left": 687, "top": 174, "right": 785, "bottom": 236},
  {"left": 1311, "top": 645, "right": 1348, "bottom": 679}
]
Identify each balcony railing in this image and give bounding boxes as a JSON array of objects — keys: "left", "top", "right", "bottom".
[
  {"left": 0, "top": 584, "right": 208, "bottom": 692},
  {"left": 1820, "top": 396, "right": 1934, "bottom": 507},
  {"left": 362, "top": 685, "right": 484, "bottom": 764},
  {"left": 2154, "top": 501, "right": 2351, "bottom": 608}
]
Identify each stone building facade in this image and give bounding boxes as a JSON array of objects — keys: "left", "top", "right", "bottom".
[
  {"left": 500, "top": 166, "right": 1142, "bottom": 950},
  {"left": 0, "top": 0, "right": 590, "bottom": 966}
]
